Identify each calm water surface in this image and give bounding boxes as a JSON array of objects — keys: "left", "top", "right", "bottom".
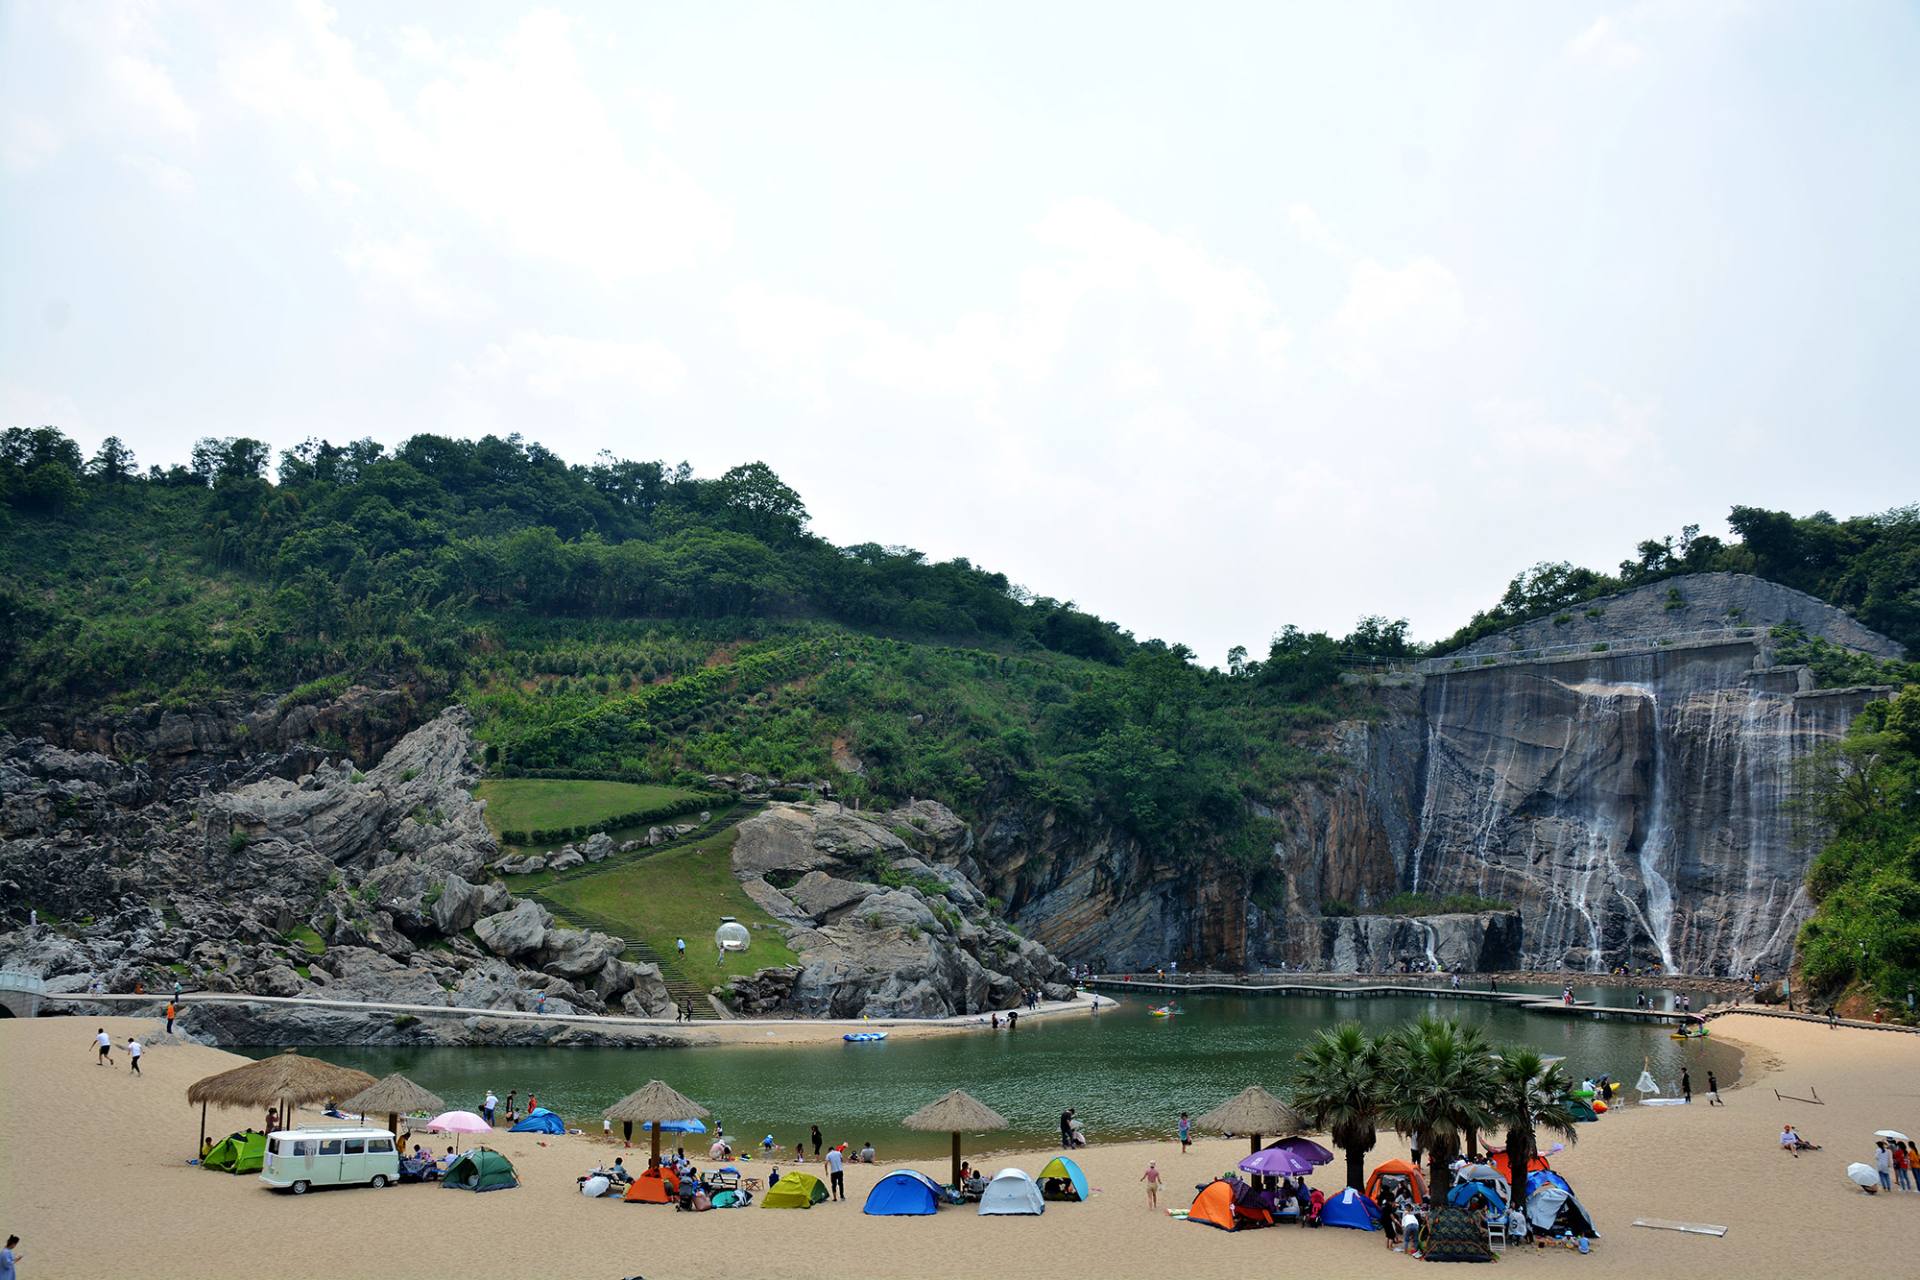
[{"left": 277, "top": 993, "right": 1736, "bottom": 1158}]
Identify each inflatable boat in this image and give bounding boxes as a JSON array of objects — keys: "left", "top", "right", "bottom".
[{"left": 843, "top": 1031, "right": 888, "bottom": 1043}]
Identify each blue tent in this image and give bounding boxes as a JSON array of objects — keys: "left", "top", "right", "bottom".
[
  {"left": 640, "top": 1118, "right": 707, "bottom": 1134},
  {"left": 509, "top": 1107, "right": 564, "bottom": 1134},
  {"left": 1525, "top": 1170, "right": 1598, "bottom": 1237},
  {"left": 1036, "top": 1156, "right": 1089, "bottom": 1202},
  {"left": 1447, "top": 1180, "right": 1506, "bottom": 1215},
  {"left": 864, "top": 1169, "right": 946, "bottom": 1216},
  {"left": 1318, "top": 1187, "right": 1381, "bottom": 1231}
]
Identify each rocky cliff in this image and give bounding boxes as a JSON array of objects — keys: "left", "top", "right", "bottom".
[
  {"left": 0, "top": 706, "right": 673, "bottom": 1040},
  {"left": 986, "top": 575, "right": 1899, "bottom": 977}
]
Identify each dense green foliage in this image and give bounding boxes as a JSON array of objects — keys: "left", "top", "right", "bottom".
[
  {"left": 471, "top": 778, "right": 709, "bottom": 846},
  {"left": 1440, "top": 506, "right": 1920, "bottom": 654},
  {"left": 1795, "top": 684, "right": 1920, "bottom": 1016},
  {"left": 0, "top": 426, "right": 1374, "bottom": 870}
]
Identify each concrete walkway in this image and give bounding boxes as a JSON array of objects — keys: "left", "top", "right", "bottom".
[{"left": 1085, "top": 974, "right": 1691, "bottom": 1025}]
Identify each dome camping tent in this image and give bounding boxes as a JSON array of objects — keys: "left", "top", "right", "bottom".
[
  {"left": 1318, "top": 1186, "right": 1382, "bottom": 1231},
  {"left": 762, "top": 1171, "right": 829, "bottom": 1209},
  {"left": 1525, "top": 1170, "right": 1598, "bottom": 1237},
  {"left": 509, "top": 1107, "right": 565, "bottom": 1134},
  {"left": 624, "top": 1166, "right": 679, "bottom": 1203},
  {"left": 1365, "top": 1158, "right": 1427, "bottom": 1206},
  {"left": 978, "top": 1168, "right": 1045, "bottom": 1216},
  {"left": 1184, "top": 1178, "right": 1272, "bottom": 1230},
  {"left": 202, "top": 1132, "right": 267, "bottom": 1175},
  {"left": 1036, "top": 1155, "right": 1089, "bottom": 1202},
  {"left": 441, "top": 1148, "right": 518, "bottom": 1192},
  {"left": 863, "top": 1169, "right": 947, "bottom": 1216}
]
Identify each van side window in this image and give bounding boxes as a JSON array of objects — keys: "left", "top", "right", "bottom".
[
  {"left": 369, "top": 1138, "right": 394, "bottom": 1154},
  {"left": 298, "top": 1140, "right": 318, "bottom": 1158},
  {"left": 319, "top": 1139, "right": 342, "bottom": 1156},
  {"left": 344, "top": 1139, "right": 366, "bottom": 1155}
]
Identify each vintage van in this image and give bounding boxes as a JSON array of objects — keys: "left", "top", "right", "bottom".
[{"left": 259, "top": 1127, "right": 401, "bottom": 1194}]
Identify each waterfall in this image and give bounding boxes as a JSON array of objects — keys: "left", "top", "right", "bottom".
[
  {"left": 1629, "top": 683, "right": 1679, "bottom": 973},
  {"left": 1421, "top": 919, "right": 1440, "bottom": 971},
  {"left": 1409, "top": 675, "right": 1450, "bottom": 893}
]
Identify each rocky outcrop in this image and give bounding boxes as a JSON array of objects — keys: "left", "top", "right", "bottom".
[
  {"left": 0, "top": 707, "right": 662, "bottom": 1030},
  {"left": 1281, "top": 912, "right": 1524, "bottom": 973},
  {"left": 729, "top": 800, "right": 1069, "bottom": 1017}
]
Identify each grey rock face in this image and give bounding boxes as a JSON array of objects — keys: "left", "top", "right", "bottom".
[
  {"left": 474, "top": 899, "right": 552, "bottom": 958},
  {"left": 784, "top": 871, "right": 875, "bottom": 922}
]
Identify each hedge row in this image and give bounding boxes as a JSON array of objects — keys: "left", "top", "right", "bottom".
[{"left": 499, "top": 792, "right": 718, "bottom": 847}]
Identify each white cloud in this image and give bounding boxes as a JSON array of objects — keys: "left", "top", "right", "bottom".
[
  {"left": 2, "top": 113, "right": 63, "bottom": 172},
  {"left": 339, "top": 235, "right": 490, "bottom": 321},
  {"left": 1478, "top": 393, "right": 1664, "bottom": 481},
  {"left": 459, "top": 331, "right": 687, "bottom": 415},
  {"left": 105, "top": 50, "right": 199, "bottom": 136},
  {"left": 1569, "top": 16, "right": 1645, "bottom": 70},
  {"left": 1288, "top": 201, "right": 1346, "bottom": 257},
  {"left": 118, "top": 152, "right": 194, "bottom": 195},
  {"left": 1326, "top": 257, "right": 1465, "bottom": 380}
]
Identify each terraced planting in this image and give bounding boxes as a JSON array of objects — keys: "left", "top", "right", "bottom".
[{"left": 474, "top": 777, "right": 704, "bottom": 846}]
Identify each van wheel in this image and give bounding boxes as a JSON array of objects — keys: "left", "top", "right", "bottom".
[
  {"left": 370, "top": 1175, "right": 388, "bottom": 1189},
  {"left": 291, "top": 1181, "right": 310, "bottom": 1195}
]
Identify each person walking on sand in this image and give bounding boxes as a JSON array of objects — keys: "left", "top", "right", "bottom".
[
  {"left": 3, "top": 1233, "right": 20, "bottom": 1280},
  {"left": 1178, "top": 1111, "right": 1192, "bottom": 1153},
  {"left": 810, "top": 1124, "right": 823, "bottom": 1158},
  {"left": 1875, "top": 1141, "right": 1893, "bottom": 1191},
  {"left": 1142, "top": 1160, "right": 1161, "bottom": 1209},
  {"left": 165, "top": 1001, "right": 176, "bottom": 1035},
  {"left": 1706, "top": 1071, "right": 1723, "bottom": 1106},
  {"left": 1681, "top": 1068, "right": 1692, "bottom": 1104},
  {"left": 93, "top": 1027, "right": 113, "bottom": 1067},
  {"left": 825, "top": 1142, "right": 845, "bottom": 1201},
  {"left": 126, "top": 1036, "right": 142, "bottom": 1076},
  {"left": 483, "top": 1091, "right": 498, "bottom": 1126}
]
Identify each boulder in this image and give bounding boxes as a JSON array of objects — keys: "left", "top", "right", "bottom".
[
  {"left": 540, "top": 928, "right": 623, "bottom": 979},
  {"left": 785, "top": 871, "right": 875, "bottom": 921},
  {"left": 546, "top": 848, "right": 585, "bottom": 872},
  {"left": 730, "top": 802, "right": 912, "bottom": 878},
  {"left": 430, "top": 873, "right": 488, "bottom": 935},
  {"left": 473, "top": 899, "right": 552, "bottom": 958},
  {"left": 581, "top": 832, "right": 614, "bottom": 862}
]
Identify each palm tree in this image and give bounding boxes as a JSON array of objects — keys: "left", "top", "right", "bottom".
[
  {"left": 1289, "top": 1022, "right": 1382, "bottom": 1192},
  {"left": 1486, "top": 1047, "right": 1580, "bottom": 1220},
  {"left": 1380, "top": 1016, "right": 1495, "bottom": 1203}
]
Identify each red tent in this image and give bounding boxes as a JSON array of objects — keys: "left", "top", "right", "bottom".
[{"left": 1487, "top": 1149, "right": 1552, "bottom": 1182}]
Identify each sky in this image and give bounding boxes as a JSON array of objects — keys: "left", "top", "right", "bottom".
[{"left": 3, "top": 1, "right": 1917, "bottom": 664}]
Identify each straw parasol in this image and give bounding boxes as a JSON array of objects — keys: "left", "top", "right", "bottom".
[
  {"left": 602, "top": 1080, "right": 710, "bottom": 1165},
  {"left": 185, "top": 1050, "right": 376, "bottom": 1154},
  {"left": 338, "top": 1073, "right": 444, "bottom": 1139},
  {"left": 903, "top": 1089, "right": 1007, "bottom": 1188},
  {"left": 1197, "top": 1085, "right": 1306, "bottom": 1155}
]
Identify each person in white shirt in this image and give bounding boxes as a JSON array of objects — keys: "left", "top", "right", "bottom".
[
  {"left": 93, "top": 1028, "right": 113, "bottom": 1067},
  {"left": 1401, "top": 1207, "right": 1422, "bottom": 1256},
  {"left": 824, "top": 1143, "right": 846, "bottom": 1201},
  {"left": 483, "top": 1092, "right": 498, "bottom": 1125},
  {"left": 127, "top": 1037, "right": 143, "bottom": 1076}
]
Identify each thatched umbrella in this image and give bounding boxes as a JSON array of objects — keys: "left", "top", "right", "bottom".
[
  {"left": 602, "top": 1080, "right": 710, "bottom": 1166},
  {"left": 338, "top": 1073, "right": 444, "bottom": 1139},
  {"left": 1197, "top": 1085, "right": 1306, "bottom": 1155},
  {"left": 186, "top": 1050, "right": 376, "bottom": 1154},
  {"left": 903, "top": 1089, "right": 1008, "bottom": 1188}
]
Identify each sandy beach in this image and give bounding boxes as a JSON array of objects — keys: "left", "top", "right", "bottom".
[{"left": 1, "top": 1012, "right": 1913, "bottom": 1280}]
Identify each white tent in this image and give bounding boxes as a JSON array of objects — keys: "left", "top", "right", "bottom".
[{"left": 978, "top": 1167, "right": 1046, "bottom": 1215}]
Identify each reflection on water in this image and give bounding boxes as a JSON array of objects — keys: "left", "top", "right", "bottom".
[{"left": 273, "top": 993, "right": 1739, "bottom": 1159}]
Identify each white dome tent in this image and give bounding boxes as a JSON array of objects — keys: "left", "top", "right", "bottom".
[{"left": 714, "top": 917, "right": 750, "bottom": 962}]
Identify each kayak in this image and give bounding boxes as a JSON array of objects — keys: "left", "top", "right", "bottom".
[{"left": 843, "top": 1031, "right": 888, "bottom": 1043}]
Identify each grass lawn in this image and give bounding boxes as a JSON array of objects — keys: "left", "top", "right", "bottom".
[
  {"left": 540, "top": 827, "right": 797, "bottom": 990},
  {"left": 475, "top": 778, "right": 701, "bottom": 841}
]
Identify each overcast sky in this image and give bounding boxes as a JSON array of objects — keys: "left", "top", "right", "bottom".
[{"left": 4, "top": 1, "right": 1916, "bottom": 663}]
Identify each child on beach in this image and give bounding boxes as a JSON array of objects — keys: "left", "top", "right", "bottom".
[
  {"left": 93, "top": 1027, "right": 112, "bottom": 1066},
  {"left": 126, "top": 1036, "right": 142, "bottom": 1075},
  {"left": 1141, "top": 1161, "right": 1160, "bottom": 1208},
  {"left": 1178, "top": 1112, "right": 1191, "bottom": 1153}
]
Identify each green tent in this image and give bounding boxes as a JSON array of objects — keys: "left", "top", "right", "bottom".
[
  {"left": 1563, "top": 1097, "right": 1599, "bottom": 1123},
  {"left": 762, "top": 1171, "right": 828, "bottom": 1209},
  {"left": 441, "top": 1147, "right": 518, "bottom": 1192},
  {"left": 203, "top": 1132, "right": 267, "bottom": 1174}
]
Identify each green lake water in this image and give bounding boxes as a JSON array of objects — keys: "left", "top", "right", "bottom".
[{"left": 269, "top": 990, "right": 1737, "bottom": 1160}]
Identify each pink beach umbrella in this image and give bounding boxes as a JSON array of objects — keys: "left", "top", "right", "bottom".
[{"left": 427, "top": 1110, "right": 492, "bottom": 1151}]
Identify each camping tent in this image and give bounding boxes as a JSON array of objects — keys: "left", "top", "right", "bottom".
[
  {"left": 203, "top": 1132, "right": 267, "bottom": 1174},
  {"left": 441, "top": 1148, "right": 518, "bottom": 1192},
  {"left": 1487, "top": 1150, "right": 1551, "bottom": 1182},
  {"left": 509, "top": 1107, "right": 564, "bottom": 1134},
  {"left": 978, "top": 1168, "right": 1045, "bottom": 1216},
  {"left": 1422, "top": 1203, "right": 1497, "bottom": 1262},
  {"left": 763, "top": 1171, "right": 829, "bottom": 1209},
  {"left": 1318, "top": 1186, "right": 1381, "bottom": 1231},
  {"left": 1036, "top": 1156, "right": 1089, "bottom": 1202},
  {"left": 1365, "top": 1158, "right": 1427, "bottom": 1205},
  {"left": 1446, "top": 1163, "right": 1510, "bottom": 1212},
  {"left": 624, "top": 1166, "right": 679, "bottom": 1203},
  {"left": 1185, "top": 1179, "right": 1246, "bottom": 1231},
  {"left": 864, "top": 1170, "right": 946, "bottom": 1216},
  {"left": 1563, "top": 1097, "right": 1599, "bottom": 1123},
  {"left": 1525, "top": 1170, "right": 1598, "bottom": 1237}
]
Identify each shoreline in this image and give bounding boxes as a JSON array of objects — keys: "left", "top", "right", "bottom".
[{"left": 3, "top": 1012, "right": 1913, "bottom": 1280}]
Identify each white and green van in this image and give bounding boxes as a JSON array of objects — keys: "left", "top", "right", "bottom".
[{"left": 260, "top": 1127, "right": 400, "bottom": 1194}]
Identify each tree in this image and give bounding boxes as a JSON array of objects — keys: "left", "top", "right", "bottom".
[
  {"left": 1290, "top": 1022, "right": 1383, "bottom": 1192},
  {"left": 716, "top": 461, "right": 809, "bottom": 540},
  {"left": 1380, "top": 1016, "right": 1495, "bottom": 1203},
  {"left": 88, "top": 436, "right": 136, "bottom": 482},
  {"left": 1485, "top": 1047, "right": 1579, "bottom": 1220},
  {"left": 190, "top": 437, "right": 271, "bottom": 485}
]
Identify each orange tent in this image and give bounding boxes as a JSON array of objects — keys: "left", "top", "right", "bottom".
[
  {"left": 1487, "top": 1150, "right": 1551, "bottom": 1182},
  {"left": 623, "top": 1166, "right": 680, "bottom": 1203},
  {"left": 1187, "top": 1179, "right": 1273, "bottom": 1230},
  {"left": 1364, "top": 1159, "right": 1428, "bottom": 1205}
]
